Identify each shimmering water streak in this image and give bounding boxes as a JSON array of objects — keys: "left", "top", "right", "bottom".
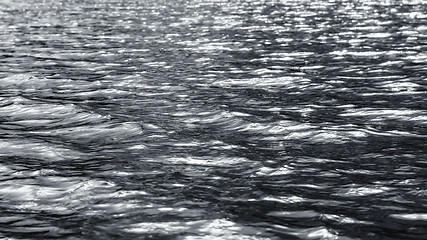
[{"left": 1, "top": 0, "right": 427, "bottom": 239}]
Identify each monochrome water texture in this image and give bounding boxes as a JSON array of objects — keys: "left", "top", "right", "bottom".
[{"left": 0, "top": 0, "right": 426, "bottom": 239}]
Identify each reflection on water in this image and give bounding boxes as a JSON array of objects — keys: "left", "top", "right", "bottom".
[{"left": 0, "top": 0, "right": 426, "bottom": 239}]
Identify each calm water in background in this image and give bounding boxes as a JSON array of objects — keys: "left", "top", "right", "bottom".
[{"left": 0, "top": 0, "right": 426, "bottom": 239}]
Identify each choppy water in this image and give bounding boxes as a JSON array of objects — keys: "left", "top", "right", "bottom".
[{"left": 0, "top": 0, "right": 426, "bottom": 239}]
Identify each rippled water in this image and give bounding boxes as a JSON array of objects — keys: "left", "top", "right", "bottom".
[{"left": 1, "top": 0, "right": 426, "bottom": 239}]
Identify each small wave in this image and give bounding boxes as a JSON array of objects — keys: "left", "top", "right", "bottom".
[
  {"left": 340, "top": 108, "right": 426, "bottom": 119},
  {"left": 0, "top": 74, "right": 59, "bottom": 89},
  {"left": 272, "top": 225, "right": 357, "bottom": 240},
  {"left": 322, "top": 214, "right": 374, "bottom": 225},
  {"left": 30, "top": 122, "right": 143, "bottom": 145},
  {"left": 236, "top": 121, "right": 367, "bottom": 144},
  {"left": 163, "top": 156, "right": 253, "bottom": 167},
  {"left": 0, "top": 76, "right": 144, "bottom": 147},
  {"left": 212, "top": 76, "right": 314, "bottom": 89},
  {"left": 0, "top": 139, "right": 86, "bottom": 161},
  {"left": 255, "top": 166, "right": 293, "bottom": 176},
  {"left": 261, "top": 196, "right": 306, "bottom": 204},
  {"left": 175, "top": 108, "right": 370, "bottom": 144},
  {"left": 0, "top": 173, "right": 118, "bottom": 213},
  {"left": 390, "top": 213, "right": 427, "bottom": 221},
  {"left": 267, "top": 210, "right": 320, "bottom": 218},
  {"left": 0, "top": 96, "right": 105, "bottom": 128},
  {"left": 125, "top": 219, "right": 274, "bottom": 240},
  {"left": 0, "top": 74, "right": 121, "bottom": 101},
  {"left": 334, "top": 185, "right": 392, "bottom": 197}
]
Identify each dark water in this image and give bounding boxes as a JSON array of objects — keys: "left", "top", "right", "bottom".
[{"left": 1, "top": 0, "right": 426, "bottom": 239}]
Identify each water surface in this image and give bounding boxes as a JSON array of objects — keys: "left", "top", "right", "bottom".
[{"left": 0, "top": 0, "right": 426, "bottom": 239}]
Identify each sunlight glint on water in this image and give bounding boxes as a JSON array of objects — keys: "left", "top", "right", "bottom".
[{"left": 0, "top": 0, "right": 426, "bottom": 239}]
